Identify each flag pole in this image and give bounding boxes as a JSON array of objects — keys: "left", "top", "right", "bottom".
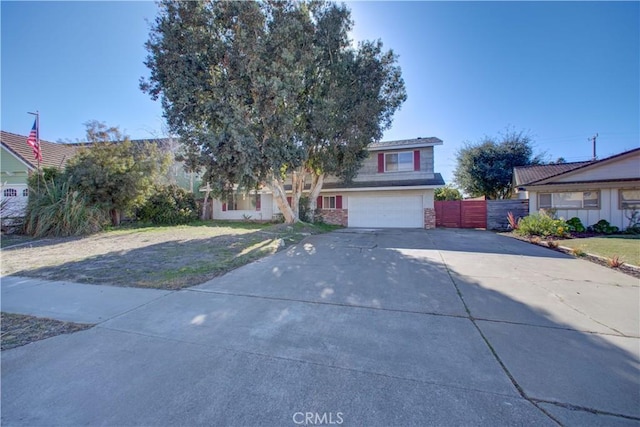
[
  {"left": 27, "top": 110, "right": 41, "bottom": 192},
  {"left": 27, "top": 110, "right": 41, "bottom": 173}
]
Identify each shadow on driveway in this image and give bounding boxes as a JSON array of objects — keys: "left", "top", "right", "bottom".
[{"left": 1, "top": 228, "right": 638, "bottom": 426}]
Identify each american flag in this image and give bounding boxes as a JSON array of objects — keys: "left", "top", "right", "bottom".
[{"left": 26, "top": 119, "right": 42, "bottom": 163}]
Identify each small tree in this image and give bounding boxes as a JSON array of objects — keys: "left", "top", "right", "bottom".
[
  {"left": 453, "top": 129, "right": 542, "bottom": 199},
  {"left": 66, "top": 122, "right": 170, "bottom": 225},
  {"left": 435, "top": 186, "right": 463, "bottom": 201}
]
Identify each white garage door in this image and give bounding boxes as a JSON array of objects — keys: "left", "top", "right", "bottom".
[{"left": 349, "top": 195, "right": 423, "bottom": 228}]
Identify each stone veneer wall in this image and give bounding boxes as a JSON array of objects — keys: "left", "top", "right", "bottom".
[
  {"left": 424, "top": 208, "right": 436, "bottom": 229},
  {"left": 320, "top": 209, "right": 348, "bottom": 227}
]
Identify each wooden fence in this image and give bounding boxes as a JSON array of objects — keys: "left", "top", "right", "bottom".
[
  {"left": 435, "top": 200, "right": 487, "bottom": 228},
  {"left": 435, "top": 199, "right": 529, "bottom": 230}
]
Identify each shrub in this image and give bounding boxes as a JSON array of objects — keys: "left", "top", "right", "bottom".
[
  {"left": 137, "top": 185, "right": 198, "bottom": 225},
  {"left": 515, "top": 212, "right": 569, "bottom": 238},
  {"left": 607, "top": 255, "right": 624, "bottom": 268},
  {"left": 623, "top": 225, "right": 640, "bottom": 235},
  {"left": 589, "top": 219, "right": 619, "bottom": 235},
  {"left": 24, "top": 178, "right": 107, "bottom": 237},
  {"left": 565, "top": 217, "right": 585, "bottom": 233},
  {"left": 507, "top": 212, "right": 518, "bottom": 230},
  {"left": 570, "top": 247, "right": 586, "bottom": 257},
  {"left": 547, "top": 240, "right": 559, "bottom": 249}
]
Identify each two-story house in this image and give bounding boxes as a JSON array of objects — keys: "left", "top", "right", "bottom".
[{"left": 211, "top": 137, "right": 445, "bottom": 228}]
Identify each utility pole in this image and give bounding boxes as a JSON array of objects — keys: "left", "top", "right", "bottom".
[{"left": 588, "top": 133, "right": 598, "bottom": 161}]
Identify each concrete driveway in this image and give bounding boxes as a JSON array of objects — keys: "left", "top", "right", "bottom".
[{"left": 2, "top": 229, "right": 638, "bottom": 426}]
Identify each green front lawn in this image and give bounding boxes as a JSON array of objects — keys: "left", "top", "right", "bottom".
[{"left": 559, "top": 236, "right": 640, "bottom": 266}]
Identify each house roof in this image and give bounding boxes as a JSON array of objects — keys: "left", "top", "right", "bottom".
[
  {"left": 515, "top": 147, "right": 640, "bottom": 187},
  {"left": 284, "top": 174, "right": 445, "bottom": 191},
  {"left": 1, "top": 130, "right": 83, "bottom": 170},
  {"left": 368, "top": 137, "right": 443, "bottom": 151},
  {"left": 513, "top": 161, "right": 593, "bottom": 186}
]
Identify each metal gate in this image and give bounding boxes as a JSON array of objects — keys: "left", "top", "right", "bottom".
[{"left": 435, "top": 200, "right": 487, "bottom": 228}]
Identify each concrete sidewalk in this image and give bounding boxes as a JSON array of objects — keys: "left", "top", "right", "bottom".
[
  {"left": 1, "top": 229, "right": 639, "bottom": 426},
  {"left": 1, "top": 276, "right": 172, "bottom": 323}
]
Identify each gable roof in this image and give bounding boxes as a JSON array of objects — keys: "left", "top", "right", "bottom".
[
  {"left": 515, "top": 147, "right": 640, "bottom": 187},
  {"left": 369, "top": 137, "right": 443, "bottom": 151},
  {"left": 1, "top": 130, "right": 83, "bottom": 170},
  {"left": 513, "top": 161, "right": 593, "bottom": 186}
]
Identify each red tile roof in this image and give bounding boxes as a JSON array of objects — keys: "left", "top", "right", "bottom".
[{"left": 1, "top": 130, "right": 83, "bottom": 170}]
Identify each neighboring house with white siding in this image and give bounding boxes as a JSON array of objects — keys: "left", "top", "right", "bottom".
[
  {"left": 1, "top": 130, "right": 81, "bottom": 217},
  {"left": 513, "top": 147, "right": 640, "bottom": 230},
  {"left": 212, "top": 137, "right": 445, "bottom": 228},
  {"left": 1, "top": 131, "right": 202, "bottom": 219}
]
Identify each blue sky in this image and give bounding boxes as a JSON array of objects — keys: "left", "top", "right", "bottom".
[{"left": 2, "top": 1, "right": 638, "bottom": 184}]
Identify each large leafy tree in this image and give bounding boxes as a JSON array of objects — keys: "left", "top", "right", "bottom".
[
  {"left": 453, "top": 129, "right": 542, "bottom": 200},
  {"left": 141, "top": 0, "right": 406, "bottom": 223},
  {"left": 435, "top": 185, "right": 463, "bottom": 201},
  {"left": 66, "top": 121, "right": 170, "bottom": 225},
  {"left": 293, "top": 3, "right": 406, "bottom": 213}
]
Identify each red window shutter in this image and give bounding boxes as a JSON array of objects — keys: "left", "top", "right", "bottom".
[
  {"left": 414, "top": 150, "right": 420, "bottom": 171},
  {"left": 286, "top": 196, "right": 292, "bottom": 206},
  {"left": 222, "top": 203, "right": 227, "bottom": 212},
  {"left": 336, "top": 195, "right": 342, "bottom": 209},
  {"left": 255, "top": 194, "right": 261, "bottom": 211},
  {"left": 317, "top": 196, "right": 323, "bottom": 209},
  {"left": 378, "top": 153, "right": 384, "bottom": 173}
]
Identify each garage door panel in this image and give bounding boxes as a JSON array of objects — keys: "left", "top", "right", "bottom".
[{"left": 349, "top": 195, "right": 423, "bottom": 228}]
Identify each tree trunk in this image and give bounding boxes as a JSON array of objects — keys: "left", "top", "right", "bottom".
[
  {"left": 308, "top": 172, "right": 324, "bottom": 221},
  {"left": 201, "top": 191, "right": 209, "bottom": 220},
  {"left": 290, "top": 168, "right": 306, "bottom": 221},
  {"left": 110, "top": 209, "right": 121, "bottom": 226},
  {"left": 269, "top": 177, "right": 297, "bottom": 224}
]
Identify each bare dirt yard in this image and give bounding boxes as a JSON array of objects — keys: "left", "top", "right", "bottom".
[{"left": 1, "top": 221, "right": 335, "bottom": 289}]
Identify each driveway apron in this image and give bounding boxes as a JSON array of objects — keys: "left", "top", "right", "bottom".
[{"left": 1, "top": 228, "right": 638, "bottom": 426}]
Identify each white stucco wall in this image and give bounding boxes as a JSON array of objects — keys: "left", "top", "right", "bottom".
[{"left": 212, "top": 193, "right": 272, "bottom": 221}]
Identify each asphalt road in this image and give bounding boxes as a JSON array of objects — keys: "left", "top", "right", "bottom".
[{"left": 2, "top": 228, "right": 638, "bottom": 426}]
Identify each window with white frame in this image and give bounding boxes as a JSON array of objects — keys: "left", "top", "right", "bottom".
[
  {"left": 22, "top": 188, "right": 29, "bottom": 197},
  {"left": 385, "top": 151, "right": 413, "bottom": 172},
  {"left": 538, "top": 191, "right": 600, "bottom": 209},
  {"left": 225, "top": 193, "right": 258, "bottom": 210},
  {"left": 323, "top": 196, "right": 336, "bottom": 210},
  {"left": 3, "top": 188, "right": 17, "bottom": 197},
  {"left": 619, "top": 189, "right": 640, "bottom": 210}
]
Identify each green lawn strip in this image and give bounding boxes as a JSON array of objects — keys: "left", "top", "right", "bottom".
[
  {"left": 558, "top": 236, "right": 640, "bottom": 266},
  {"left": 1, "top": 312, "right": 93, "bottom": 351}
]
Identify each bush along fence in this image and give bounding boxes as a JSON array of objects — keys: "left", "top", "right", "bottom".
[{"left": 487, "top": 199, "right": 529, "bottom": 231}]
